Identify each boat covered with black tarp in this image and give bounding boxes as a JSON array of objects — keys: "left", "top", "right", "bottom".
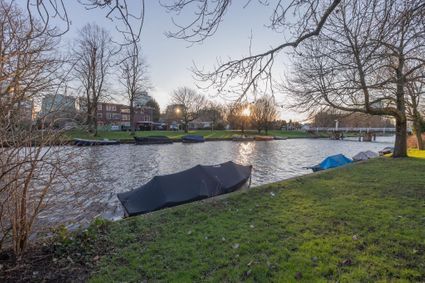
[
  {"left": 182, "top": 135, "right": 205, "bottom": 143},
  {"left": 117, "top": 161, "right": 252, "bottom": 216},
  {"left": 134, "top": 136, "right": 173, "bottom": 145}
]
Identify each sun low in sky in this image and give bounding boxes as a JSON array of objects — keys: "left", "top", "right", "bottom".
[{"left": 57, "top": 1, "right": 303, "bottom": 121}]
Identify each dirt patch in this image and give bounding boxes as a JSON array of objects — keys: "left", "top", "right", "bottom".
[{"left": 0, "top": 222, "right": 111, "bottom": 282}]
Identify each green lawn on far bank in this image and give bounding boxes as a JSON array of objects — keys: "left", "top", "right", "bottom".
[
  {"left": 66, "top": 129, "right": 317, "bottom": 141},
  {"left": 2, "top": 158, "right": 424, "bottom": 282}
]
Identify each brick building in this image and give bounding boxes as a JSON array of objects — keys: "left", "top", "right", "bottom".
[{"left": 97, "top": 102, "right": 154, "bottom": 130}]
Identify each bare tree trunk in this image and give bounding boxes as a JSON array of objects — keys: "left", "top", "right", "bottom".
[
  {"left": 94, "top": 106, "right": 98, "bottom": 136},
  {"left": 184, "top": 119, "right": 188, "bottom": 133},
  {"left": 393, "top": 62, "right": 408, "bottom": 158},
  {"left": 130, "top": 100, "right": 135, "bottom": 135},
  {"left": 88, "top": 107, "right": 96, "bottom": 135},
  {"left": 394, "top": 118, "right": 408, "bottom": 157}
]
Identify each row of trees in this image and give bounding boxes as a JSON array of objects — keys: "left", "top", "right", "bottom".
[
  {"left": 313, "top": 111, "right": 394, "bottom": 128},
  {"left": 285, "top": 0, "right": 425, "bottom": 154},
  {"left": 159, "top": 0, "right": 425, "bottom": 155},
  {"left": 73, "top": 23, "right": 151, "bottom": 136},
  {"left": 168, "top": 87, "right": 280, "bottom": 134}
]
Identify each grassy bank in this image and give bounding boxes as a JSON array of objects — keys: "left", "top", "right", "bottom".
[
  {"left": 3, "top": 158, "right": 424, "bottom": 282},
  {"left": 66, "top": 129, "right": 319, "bottom": 141},
  {"left": 90, "top": 158, "right": 425, "bottom": 282},
  {"left": 0, "top": 158, "right": 425, "bottom": 282}
]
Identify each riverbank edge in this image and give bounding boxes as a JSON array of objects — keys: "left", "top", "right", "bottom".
[
  {"left": 0, "top": 136, "right": 326, "bottom": 147},
  {"left": 1, "top": 157, "right": 424, "bottom": 282},
  {"left": 67, "top": 135, "right": 321, "bottom": 144}
]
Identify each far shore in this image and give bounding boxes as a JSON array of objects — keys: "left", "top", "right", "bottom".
[{"left": 65, "top": 129, "right": 393, "bottom": 144}]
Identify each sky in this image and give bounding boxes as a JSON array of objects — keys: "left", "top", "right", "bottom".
[{"left": 19, "top": 1, "right": 305, "bottom": 121}]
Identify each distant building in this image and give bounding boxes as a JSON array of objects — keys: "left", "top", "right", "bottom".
[
  {"left": 39, "top": 94, "right": 77, "bottom": 127},
  {"left": 96, "top": 102, "right": 154, "bottom": 130},
  {"left": 15, "top": 100, "right": 34, "bottom": 125},
  {"left": 40, "top": 94, "right": 77, "bottom": 116}
]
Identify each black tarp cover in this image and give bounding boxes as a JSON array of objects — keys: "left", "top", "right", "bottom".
[{"left": 117, "top": 161, "right": 252, "bottom": 216}]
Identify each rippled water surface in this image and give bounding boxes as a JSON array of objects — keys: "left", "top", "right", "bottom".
[{"left": 38, "top": 136, "right": 395, "bottom": 229}]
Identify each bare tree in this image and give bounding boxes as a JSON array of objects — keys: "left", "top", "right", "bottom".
[
  {"left": 118, "top": 45, "right": 150, "bottom": 135},
  {"left": 226, "top": 102, "right": 251, "bottom": 133},
  {"left": 0, "top": 1, "right": 78, "bottom": 255},
  {"left": 25, "top": 0, "right": 145, "bottom": 45},
  {"left": 170, "top": 87, "right": 206, "bottom": 133},
  {"left": 73, "top": 23, "right": 115, "bottom": 136},
  {"left": 23, "top": 1, "right": 354, "bottom": 101},
  {"left": 203, "top": 101, "right": 225, "bottom": 131},
  {"left": 284, "top": 0, "right": 425, "bottom": 157},
  {"left": 162, "top": 0, "right": 343, "bottom": 96},
  {"left": 251, "top": 95, "right": 278, "bottom": 134}
]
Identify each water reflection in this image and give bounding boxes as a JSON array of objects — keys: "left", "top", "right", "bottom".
[
  {"left": 236, "top": 142, "right": 256, "bottom": 165},
  {"left": 37, "top": 136, "right": 394, "bottom": 229}
]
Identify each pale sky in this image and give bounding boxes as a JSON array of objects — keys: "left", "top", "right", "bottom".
[{"left": 19, "top": 1, "right": 305, "bottom": 121}]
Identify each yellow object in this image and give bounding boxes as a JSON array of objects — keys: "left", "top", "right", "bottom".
[
  {"left": 383, "top": 149, "right": 425, "bottom": 159},
  {"left": 408, "top": 149, "right": 425, "bottom": 159}
]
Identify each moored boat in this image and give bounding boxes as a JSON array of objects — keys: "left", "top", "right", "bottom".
[
  {"left": 352, "top": 150, "right": 378, "bottom": 161},
  {"left": 254, "top": 135, "right": 274, "bottom": 141},
  {"left": 117, "top": 161, "right": 252, "bottom": 216},
  {"left": 273, "top": 136, "right": 288, "bottom": 140},
  {"left": 74, "top": 138, "right": 120, "bottom": 146},
  {"left": 232, "top": 135, "right": 254, "bottom": 141},
  {"left": 182, "top": 135, "right": 205, "bottom": 143},
  {"left": 306, "top": 154, "right": 352, "bottom": 172},
  {"left": 134, "top": 136, "right": 173, "bottom": 145},
  {"left": 379, "top": 147, "right": 394, "bottom": 156}
]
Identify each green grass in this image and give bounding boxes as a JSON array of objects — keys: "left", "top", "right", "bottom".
[
  {"left": 66, "top": 129, "right": 316, "bottom": 141},
  {"left": 86, "top": 158, "right": 425, "bottom": 282}
]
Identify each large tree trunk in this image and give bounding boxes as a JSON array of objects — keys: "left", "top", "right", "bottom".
[
  {"left": 87, "top": 107, "right": 95, "bottom": 135},
  {"left": 184, "top": 119, "right": 188, "bottom": 133},
  {"left": 130, "top": 100, "right": 135, "bottom": 135},
  {"left": 393, "top": 117, "right": 408, "bottom": 157},
  {"left": 393, "top": 64, "right": 407, "bottom": 158},
  {"left": 93, "top": 107, "right": 98, "bottom": 136}
]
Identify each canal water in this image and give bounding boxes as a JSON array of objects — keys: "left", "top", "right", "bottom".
[{"left": 37, "top": 136, "right": 394, "bottom": 232}]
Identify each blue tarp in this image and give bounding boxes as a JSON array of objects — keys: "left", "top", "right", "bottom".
[{"left": 311, "top": 154, "right": 352, "bottom": 172}]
